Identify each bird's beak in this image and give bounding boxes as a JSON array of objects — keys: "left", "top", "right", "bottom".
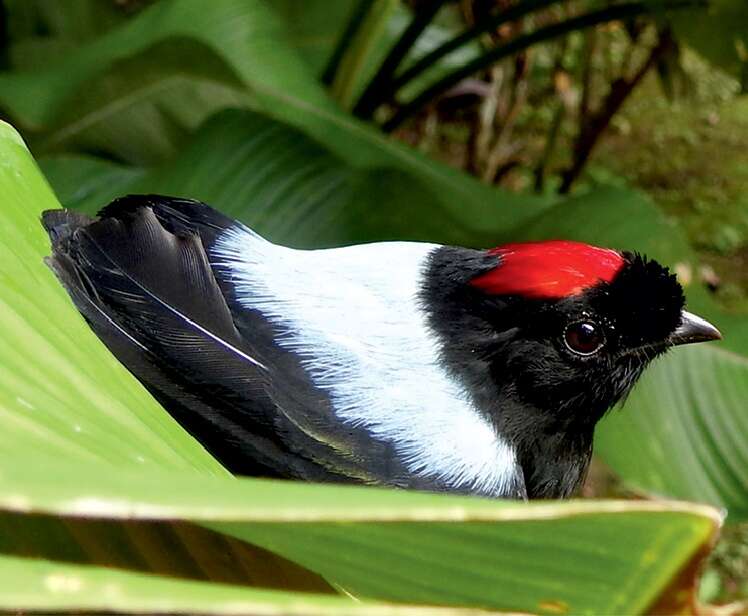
[{"left": 669, "top": 310, "right": 722, "bottom": 346}]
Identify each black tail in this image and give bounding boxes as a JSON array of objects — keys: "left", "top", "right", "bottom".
[{"left": 42, "top": 196, "right": 321, "bottom": 478}]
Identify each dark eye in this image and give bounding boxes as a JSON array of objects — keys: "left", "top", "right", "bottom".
[{"left": 564, "top": 321, "right": 605, "bottom": 356}]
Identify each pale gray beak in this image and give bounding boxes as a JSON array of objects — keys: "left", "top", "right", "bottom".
[{"left": 669, "top": 310, "right": 722, "bottom": 346}]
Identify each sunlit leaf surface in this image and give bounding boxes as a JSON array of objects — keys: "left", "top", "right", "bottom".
[{"left": 0, "top": 457, "right": 722, "bottom": 615}]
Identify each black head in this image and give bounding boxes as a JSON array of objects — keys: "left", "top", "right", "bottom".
[{"left": 421, "top": 241, "right": 721, "bottom": 497}]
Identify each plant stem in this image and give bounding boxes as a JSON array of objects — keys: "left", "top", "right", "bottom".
[
  {"left": 559, "top": 28, "right": 675, "bottom": 193},
  {"left": 387, "top": 0, "right": 563, "bottom": 105},
  {"left": 534, "top": 101, "right": 565, "bottom": 192},
  {"left": 322, "top": 1, "right": 372, "bottom": 86},
  {"left": 579, "top": 28, "right": 597, "bottom": 121},
  {"left": 354, "top": 0, "right": 448, "bottom": 119},
  {"left": 483, "top": 52, "right": 530, "bottom": 183},
  {"left": 382, "top": 0, "right": 704, "bottom": 132},
  {"left": 383, "top": 2, "right": 650, "bottom": 131},
  {"left": 330, "top": 0, "right": 399, "bottom": 110}
]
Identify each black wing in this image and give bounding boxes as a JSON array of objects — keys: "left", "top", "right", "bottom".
[{"left": 43, "top": 196, "right": 401, "bottom": 483}]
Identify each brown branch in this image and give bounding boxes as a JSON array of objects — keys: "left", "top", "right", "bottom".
[
  {"left": 579, "top": 28, "right": 597, "bottom": 126},
  {"left": 533, "top": 11, "right": 572, "bottom": 193},
  {"left": 483, "top": 53, "right": 530, "bottom": 183},
  {"left": 534, "top": 100, "right": 565, "bottom": 192},
  {"left": 559, "top": 28, "right": 674, "bottom": 194}
]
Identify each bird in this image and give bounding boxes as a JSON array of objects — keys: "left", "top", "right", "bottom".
[{"left": 42, "top": 194, "right": 721, "bottom": 500}]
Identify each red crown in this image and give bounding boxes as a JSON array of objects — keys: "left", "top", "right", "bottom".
[{"left": 470, "top": 240, "right": 624, "bottom": 299}]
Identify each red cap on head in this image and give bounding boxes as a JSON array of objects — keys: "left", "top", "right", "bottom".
[{"left": 470, "top": 240, "right": 624, "bottom": 299}]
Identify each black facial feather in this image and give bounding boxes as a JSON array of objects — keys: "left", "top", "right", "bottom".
[
  {"left": 421, "top": 245, "right": 687, "bottom": 498},
  {"left": 588, "top": 251, "right": 685, "bottom": 349}
]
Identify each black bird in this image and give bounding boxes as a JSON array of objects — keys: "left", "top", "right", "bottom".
[{"left": 43, "top": 195, "right": 721, "bottom": 499}]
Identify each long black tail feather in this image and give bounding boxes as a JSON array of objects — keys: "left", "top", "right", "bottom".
[{"left": 42, "top": 198, "right": 339, "bottom": 480}]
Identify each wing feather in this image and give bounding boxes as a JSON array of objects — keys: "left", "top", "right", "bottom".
[{"left": 43, "top": 198, "right": 357, "bottom": 481}]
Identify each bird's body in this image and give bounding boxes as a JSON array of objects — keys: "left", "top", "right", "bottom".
[
  {"left": 43, "top": 195, "right": 720, "bottom": 499},
  {"left": 215, "top": 226, "right": 520, "bottom": 495}
]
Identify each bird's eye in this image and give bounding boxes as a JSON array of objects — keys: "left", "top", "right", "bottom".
[{"left": 564, "top": 321, "right": 605, "bottom": 356}]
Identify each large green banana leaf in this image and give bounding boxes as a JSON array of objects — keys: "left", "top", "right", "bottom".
[{"left": 0, "top": 455, "right": 723, "bottom": 615}]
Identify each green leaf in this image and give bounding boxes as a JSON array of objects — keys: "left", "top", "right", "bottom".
[
  {"left": 219, "top": 509, "right": 710, "bottom": 615},
  {"left": 518, "top": 186, "right": 692, "bottom": 264},
  {"left": 597, "top": 345, "right": 748, "bottom": 521},
  {"left": 275, "top": 0, "right": 482, "bottom": 113},
  {"left": 0, "top": 556, "right": 434, "bottom": 615},
  {"left": 0, "top": 457, "right": 722, "bottom": 615},
  {"left": 38, "top": 154, "right": 146, "bottom": 210},
  {"left": 1, "top": 0, "right": 544, "bottom": 230},
  {"left": 41, "top": 108, "right": 550, "bottom": 247},
  {"left": 3, "top": 0, "right": 130, "bottom": 70},
  {"left": 671, "top": 0, "right": 748, "bottom": 79},
  {"left": 0, "top": 507, "right": 333, "bottom": 597},
  {"left": 34, "top": 38, "right": 251, "bottom": 165},
  {"left": 0, "top": 0, "right": 332, "bottom": 131},
  {"left": 0, "top": 120, "right": 225, "bottom": 475},
  {"left": 329, "top": 0, "right": 400, "bottom": 109},
  {"left": 273, "top": 1, "right": 364, "bottom": 76}
]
